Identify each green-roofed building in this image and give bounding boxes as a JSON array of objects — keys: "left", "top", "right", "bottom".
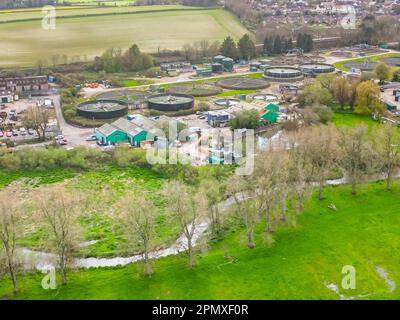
[
  {"left": 260, "top": 111, "right": 278, "bottom": 123},
  {"left": 95, "top": 118, "right": 154, "bottom": 146},
  {"left": 208, "top": 155, "right": 224, "bottom": 165},
  {"left": 264, "top": 103, "right": 280, "bottom": 112}
]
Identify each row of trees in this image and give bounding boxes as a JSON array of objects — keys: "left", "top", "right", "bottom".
[
  {"left": 219, "top": 35, "right": 257, "bottom": 60},
  {"left": 230, "top": 122, "right": 400, "bottom": 248},
  {"left": 263, "top": 35, "right": 293, "bottom": 55},
  {"left": 263, "top": 33, "right": 313, "bottom": 55},
  {"left": 298, "top": 73, "right": 385, "bottom": 116},
  {"left": 93, "top": 44, "right": 154, "bottom": 73}
]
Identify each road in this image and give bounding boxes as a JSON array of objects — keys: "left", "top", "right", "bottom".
[{"left": 51, "top": 93, "right": 95, "bottom": 147}]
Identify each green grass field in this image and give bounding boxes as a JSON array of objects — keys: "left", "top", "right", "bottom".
[
  {"left": 0, "top": 7, "right": 248, "bottom": 67},
  {"left": 1, "top": 180, "right": 400, "bottom": 299}
]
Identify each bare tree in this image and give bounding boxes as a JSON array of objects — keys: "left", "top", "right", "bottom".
[
  {"left": 163, "top": 181, "right": 205, "bottom": 269},
  {"left": 285, "top": 131, "right": 311, "bottom": 213},
  {"left": 375, "top": 124, "right": 400, "bottom": 191},
  {"left": 226, "top": 175, "right": 260, "bottom": 248},
  {"left": 36, "top": 185, "right": 81, "bottom": 285},
  {"left": 21, "top": 106, "right": 51, "bottom": 141},
  {"left": 116, "top": 194, "right": 156, "bottom": 277},
  {"left": 0, "top": 184, "right": 24, "bottom": 293},
  {"left": 253, "top": 151, "right": 281, "bottom": 233},
  {"left": 299, "top": 125, "right": 340, "bottom": 199},
  {"left": 199, "top": 178, "right": 225, "bottom": 237},
  {"left": 339, "top": 125, "right": 376, "bottom": 195}
]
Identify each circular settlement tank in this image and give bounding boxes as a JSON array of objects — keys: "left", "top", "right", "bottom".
[
  {"left": 147, "top": 94, "right": 194, "bottom": 112},
  {"left": 300, "top": 63, "right": 335, "bottom": 74},
  {"left": 217, "top": 77, "right": 269, "bottom": 90},
  {"left": 76, "top": 100, "right": 128, "bottom": 119},
  {"left": 263, "top": 67, "right": 304, "bottom": 82},
  {"left": 252, "top": 93, "right": 279, "bottom": 102},
  {"left": 214, "top": 98, "right": 240, "bottom": 107}
]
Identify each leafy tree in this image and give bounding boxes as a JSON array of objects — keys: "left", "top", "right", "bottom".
[
  {"left": 333, "top": 76, "right": 351, "bottom": 108},
  {"left": 304, "top": 104, "right": 333, "bottom": 125},
  {"left": 263, "top": 36, "right": 274, "bottom": 55},
  {"left": 354, "top": 80, "right": 385, "bottom": 115},
  {"left": 220, "top": 36, "right": 238, "bottom": 59},
  {"left": 229, "top": 109, "right": 260, "bottom": 129},
  {"left": 238, "top": 34, "right": 256, "bottom": 60},
  {"left": 21, "top": 105, "right": 51, "bottom": 141},
  {"left": 298, "top": 82, "right": 333, "bottom": 107},
  {"left": 374, "top": 62, "right": 391, "bottom": 84},
  {"left": 273, "top": 35, "right": 282, "bottom": 54}
]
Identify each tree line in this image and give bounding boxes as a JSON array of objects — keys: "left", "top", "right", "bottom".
[{"left": 263, "top": 33, "right": 313, "bottom": 55}]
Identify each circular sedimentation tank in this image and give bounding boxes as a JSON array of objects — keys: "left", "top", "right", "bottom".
[
  {"left": 252, "top": 93, "right": 279, "bottom": 102},
  {"left": 76, "top": 100, "right": 128, "bottom": 119},
  {"left": 147, "top": 94, "right": 194, "bottom": 112},
  {"left": 263, "top": 67, "right": 304, "bottom": 82},
  {"left": 217, "top": 77, "right": 269, "bottom": 90},
  {"left": 380, "top": 57, "right": 400, "bottom": 66},
  {"left": 167, "top": 83, "right": 222, "bottom": 97},
  {"left": 214, "top": 98, "right": 240, "bottom": 107},
  {"left": 96, "top": 89, "right": 147, "bottom": 103},
  {"left": 300, "top": 63, "right": 335, "bottom": 74},
  {"left": 343, "top": 61, "right": 377, "bottom": 71}
]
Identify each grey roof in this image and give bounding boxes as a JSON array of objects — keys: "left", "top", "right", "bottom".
[
  {"left": 129, "top": 114, "right": 158, "bottom": 132},
  {"left": 97, "top": 123, "right": 118, "bottom": 136},
  {"left": 112, "top": 118, "right": 143, "bottom": 137}
]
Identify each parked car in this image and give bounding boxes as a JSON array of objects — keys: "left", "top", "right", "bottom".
[
  {"left": 19, "top": 128, "right": 27, "bottom": 136},
  {"left": 0, "top": 131, "right": 3, "bottom": 138},
  {"left": 97, "top": 140, "right": 104, "bottom": 146},
  {"left": 28, "top": 128, "right": 35, "bottom": 135},
  {"left": 11, "top": 129, "right": 18, "bottom": 136},
  {"left": 6, "top": 131, "right": 12, "bottom": 137},
  {"left": 55, "top": 135, "right": 65, "bottom": 141},
  {"left": 86, "top": 135, "right": 97, "bottom": 141},
  {"left": 58, "top": 139, "right": 68, "bottom": 146}
]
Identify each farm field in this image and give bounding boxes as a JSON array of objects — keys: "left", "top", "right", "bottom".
[
  {"left": 1, "top": 180, "right": 400, "bottom": 299},
  {"left": 0, "top": 8, "right": 248, "bottom": 67},
  {"left": 0, "top": 5, "right": 196, "bottom": 22}
]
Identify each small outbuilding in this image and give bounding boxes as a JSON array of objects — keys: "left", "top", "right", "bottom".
[
  {"left": 260, "top": 111, "right": 278, "bottom": 124},
  {"left": 263, "top": 103, "right": 280, "bottom": 112}
]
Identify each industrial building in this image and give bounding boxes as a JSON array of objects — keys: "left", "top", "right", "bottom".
[
  {"left": 0, "top": 76, "right": 49, "bottom": 93},
  {"left": 95, "top": 118, "right": 154, "bottom": 147},
  {"left": 207, "top": 111, "right": 230, "bottom": 127}
]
